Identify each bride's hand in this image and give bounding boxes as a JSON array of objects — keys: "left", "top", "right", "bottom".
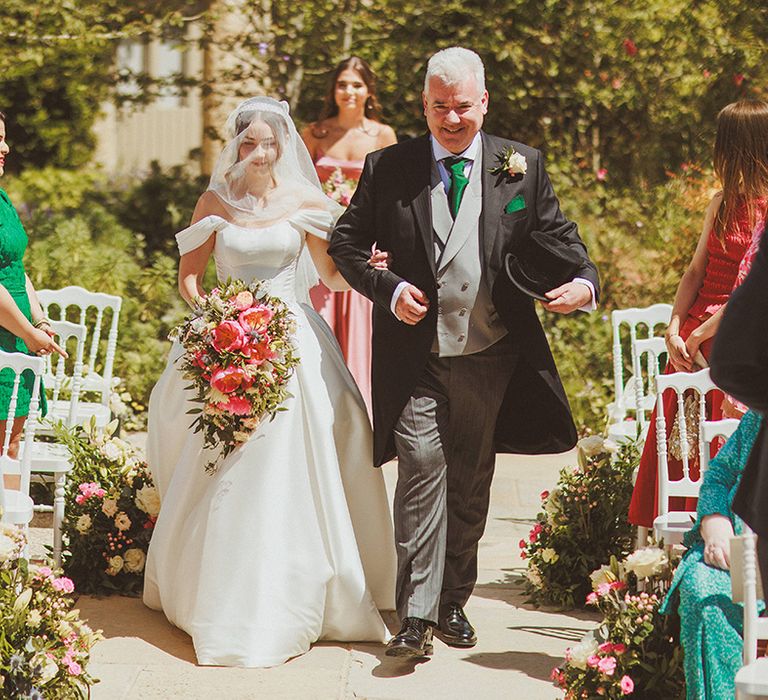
[{"left": 368, "top": 249, "right": 391, "bottom": 270}]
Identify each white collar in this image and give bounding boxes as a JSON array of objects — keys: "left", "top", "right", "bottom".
[{"left": 430, "top": 132, "right": 482, "bottom": 163}]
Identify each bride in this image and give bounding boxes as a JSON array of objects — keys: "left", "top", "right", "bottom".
[{"left": 143, "top": 97, "right": 396, "bottom": 667}]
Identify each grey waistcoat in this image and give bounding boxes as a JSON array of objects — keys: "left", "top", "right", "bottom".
[{"left": 431, "top": 149, "right": 508, "bottom": 357}]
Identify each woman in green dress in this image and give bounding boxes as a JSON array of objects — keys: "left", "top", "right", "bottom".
[
  {"left": 661, "top": 409, "right": 764, "bottom": 699},
  {"left": 0, "top": 111, "right": 64, "bottom": 466}
]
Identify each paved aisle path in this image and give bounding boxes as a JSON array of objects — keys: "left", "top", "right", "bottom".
[{"left": 65, "top": 452, "right": 598, "bottom": 700}]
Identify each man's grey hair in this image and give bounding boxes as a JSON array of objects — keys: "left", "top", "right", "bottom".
[{"left": 424, "top": 47, "right": 486, "bottom": 95}]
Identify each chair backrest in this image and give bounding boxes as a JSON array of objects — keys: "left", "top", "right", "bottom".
[
  {"left": 44, "top": 320, "right": 88, "bottom": 427},
  {"left": 632, "top": 336, "right": 668, "bottom": 434},
  {"left": 733, "top": 527, "right": 768, "bottom": 664},
  {"left": 700, "top": 417, "right": 741, "bottom": 472},
  {"left": 0, "top": 349, "right": 45, "bottom": 515},
  {"left": 654, "top": 368, "right": 718, "bottom": 514},
  {"left": 610, "top": 303, "right": 672, "bottom": 422},
  {"left": 37, "top": 286, "right": 122, "bottom": 406}
]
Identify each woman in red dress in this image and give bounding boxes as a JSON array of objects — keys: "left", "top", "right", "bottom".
[
  {"left": 301, "top": 57, "right": 397, "bottom": 412},
  {"left": 629, "top": 99, "right": 768, "bottom": 529}
]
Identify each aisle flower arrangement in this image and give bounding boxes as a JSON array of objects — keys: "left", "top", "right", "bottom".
[
  {"left": 321, "top": 166, "right": 358, "bottom": 207},
  {"left": 170, "top": 278, "right": 300, "bottom": 474},
  {"left": 520, "top": 436, "right": 639, "bottom": 608},
  {"left": 55, "top": 418, "right": 158, "bottom": 596},
  {"left": 0, "top": 521, "right": 101, "bottom": 698},
  {"left": 552, "top": 548, "right": 685, "bottom": 699}
]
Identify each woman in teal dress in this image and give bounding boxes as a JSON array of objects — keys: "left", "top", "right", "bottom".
[
  {"left": 0, "top": 111, "right": 63, "bottom": 464},
  {"left": 661, "top": 409, "right": 764, "bottom": 699}
]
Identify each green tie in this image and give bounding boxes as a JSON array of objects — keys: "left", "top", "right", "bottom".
[{"left": 445, "top": 156, "right": 469, "bottom": 218}]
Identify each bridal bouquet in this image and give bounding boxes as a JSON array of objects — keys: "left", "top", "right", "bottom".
[
  {"left": 170, "top": 278, "right": 299, "bottom": 474},
  {"left": 322, "top": 167, "right": 357, "bottom": 207}
]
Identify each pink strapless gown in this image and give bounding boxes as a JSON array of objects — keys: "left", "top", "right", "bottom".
[{"left": 311, "top": 153, "right": 374, "bottom": 415}]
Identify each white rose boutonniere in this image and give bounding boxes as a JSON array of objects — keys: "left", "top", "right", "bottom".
[{"left": 489, "top": 145, "right": 527, "bottom": 178}]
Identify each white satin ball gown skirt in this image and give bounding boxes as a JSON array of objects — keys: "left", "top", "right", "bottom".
[{"left": 143, "top": 305, "right": 396, "bottom": 667}]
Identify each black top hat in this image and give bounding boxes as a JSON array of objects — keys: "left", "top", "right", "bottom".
[{"left": 504, "top": 231, "right": 585, "bottom": 301}]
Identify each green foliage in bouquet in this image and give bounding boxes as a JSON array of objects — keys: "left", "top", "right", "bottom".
[
  {"left": 0, "top": 522, "right": 101, "bottom": 698},
  {"left": 55, "top": 418, "right": 159, "bottom": 596},
  {"left": 520, "top": 436, "right": 639, "bottom": 608},
  {"left": 552, "top": 548, "right": 685, "bottom": 699}
]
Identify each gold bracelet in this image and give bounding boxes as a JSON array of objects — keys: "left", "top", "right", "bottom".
[{"left": 33, "top": 318, "right": 51, "bottom": 329}]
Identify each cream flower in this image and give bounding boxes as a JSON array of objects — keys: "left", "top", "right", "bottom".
[
  {"left": 577, "top": 435, "right": 606, "bottom": 457},
  {"left": 623, "top": 547, "right": 668, "bottom": 579},
  {"left": 101, "top": 499, "right": 118, "bottom": 518},
  {"left": 26, "top": 609, "right": 43, "bottom": 628},
  {"left": 543, "top": 488, "right": 562, "bottom": 522},
  {"left": 114, "top": 512, "right": 132, "bottom": 531},
  {"left": 134, "top": 485, "right": 161, "bottom": 518},
  {"left": 101, "top": 441, "right": 122, "bottom": 462},
  {"left": 75, "top": 514, "right": 92, "bottom": 535},
  {"left": 105, "top": 555, "right": 124, "bottom": 576},
  {"left": 525, "top": 563, "right": 543, "bottom": 588},
  {"left": 505, "top": 150, "right": 527, "bottom": 176},
  {"left": 568, "top": 633, "right": 599, "bottom": 670},
  {"left": 123, "top": 548, "right": 146, "bottom": 574},
  {"left": 589, "top": 565, "right": 616, "bottom": 590},
  {"left": 541, "top": 548, "right": 559, "bottom": 564}
]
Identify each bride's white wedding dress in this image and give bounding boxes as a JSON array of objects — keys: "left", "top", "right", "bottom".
[{"left": 143, "top": 209, "right": 396, "bottom": 667}]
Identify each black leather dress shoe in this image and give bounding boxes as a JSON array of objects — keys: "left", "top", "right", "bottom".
[
  {"left": 385, "top": 617, "right": 434, "bottom": 657},
  {"left": 435, "top": 603, "right": 477, "bottom": 647}
]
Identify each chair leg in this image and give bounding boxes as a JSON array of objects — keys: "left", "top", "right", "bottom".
[
  {"left": 53, "top": 472, "right": 66, "bottom": 568},
  {"left": 636, "top": 526, "right": 649, "bottom": 549}
]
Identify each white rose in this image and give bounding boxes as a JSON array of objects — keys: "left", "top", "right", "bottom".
[
  {"left": 105, "top": 555, "right": 124, "bottom": 576},
  {"left": 26, "top": 609, "right": 43, "bottom": 628},
  {"left": 623, "top": 547, "right": 668, "bottom": 580},
  {"left": 541, "top": 548, "right": 559, "bottom": 564},
  {"left": 109, "top": 393, "right": 127, "bottom": 417},
  {"left": 506, "top": 151, "right": 527, "bottom": 176},
  {"left": 123, "top": 548, "right": 146, "bottom": 574},
  {"left": 543, "top": 488, "right": 562, "bottom": 521},
  {"left": 0, "top": 532, "right": 17, "bottom": 561},
  {"left": 101, "top": 499, "right": 118, "bottom": 517},
  {"left": 589, "top": 565, "right": 616, "bottom": 590},
  {"left": 577, "top": 435, "right": 606, "bottom": 457},
  {"left": 602, "top": 438, "right": 619, "bottom": 454},
  {"left": 101, "top": 441, "right": 122, "bottom": 462},
  {"left": 31, "top": 653, "right": 58, "bottom": 685},
  {"left": 567, "top": 633, "right": 599, "bottom": 670},
  {"left": 75, "top": 514, "right": 92, "bottom": 535},
  {"left": 114, "top": 512, "right": 132, "bottom": 531},
  {"left": 134, "top": 485, "right": 161, "bottom": 518}
]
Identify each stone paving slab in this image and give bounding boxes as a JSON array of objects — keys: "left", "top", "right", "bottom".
[{"left": 35, "top": 450, "right": 596, "bottom": 699}]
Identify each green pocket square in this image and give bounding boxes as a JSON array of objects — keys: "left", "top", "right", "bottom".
[{"left": 505, "top": 194, "right": 526, "bottom": 214}]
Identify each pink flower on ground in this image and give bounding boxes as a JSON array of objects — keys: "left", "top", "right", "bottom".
[
  {"left": 216, "top": 395, "right": 253, "bottom": 417},
  {"left": 75, "top": 494, "right": 86, "bottom": 505},
  {"left": 597, "top": 656, "right": 617, "bottom": 676},
  {"left": 36, "top": 566, "right": 53, "bottom": 579},
  {"left": 586, "top": 592, "right": 598, "bottom": 605},
  {"left": 210, "top": 366, "right": 248, "bottom": 394},
  {"left": 620, "top": 675, "right": 634, "bottom": 694},
  {"left": 211, "top": 320, "right": 246, "bottom": 353},
  {"left": 232, "top": 290, "right": 254, "bottom": 311},
  {"left": 586, "top": 654, "right": 600, "bottom": 668},
  {"left": 238, "top": 305, "right": 274, "bottom": 333},
  {"left": 596, "top": 168, "right": 608, "bottom": 181},
  {"left": 52, "top": 577, "right": 75, "bottom": 594},
  {"left": 67, "top": 661, "right": 82, "bottom": 676},
  {"left": 597, "top": 582, "right": 612, "bottom": 596},
  {"left": 518, "top": 538, "right": 527, "bottom": 549}
]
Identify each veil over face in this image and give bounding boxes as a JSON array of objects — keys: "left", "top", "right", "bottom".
[{"left": 209, "top": 97, "right": 339, "bottom": 226}]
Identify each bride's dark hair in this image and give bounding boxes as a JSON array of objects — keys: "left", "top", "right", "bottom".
[
  {"left": 318, "top": 56, "right": 383, "bottom": 122},
  {"left": 234, "top": 111, "right": 286, "bottom": 161},
  {"left": 713, "top": 99, "right": 768, "bottom": 244}
]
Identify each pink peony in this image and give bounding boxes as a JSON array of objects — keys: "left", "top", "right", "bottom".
[
  {"left": 67, "top": 661, "right": 82, "bottom": 676},
  {"left": 238, "top": 305, "right": 274, "bottom": 333},
  {"left": 586, "top": 654, "right": 600, "bottom": 668},
  {"left": 217, "top": 395, "right": 253, "bottom": 416},
  {"left": 52, "top": 577, "right": 75, "bottom": 594},
  {"left": 232, "top": 290, "right": 254, "bottom": 310},
  {"left": 210, "top": 366, "right": 248, "bottom": 394},
  {"left": 586, "top": 592, "right": 598, "bottom": 605},
  {"left": 597, "top": 582, "right": 612, "bottom": 596},
  {"left": 75, "top": 494, "right": 86, "bottom": 505},
  {"left": 247, "top": 341, "right": 275, "bottom": 366},
  {"left": 620, "top": 675, "right": 634, "bottom": 694},
  {"left": 597, "top": 656, "right": 617, "bottom": 676},
  {"left": 212, "top": 320, "right": 246, "bottom": 353}
]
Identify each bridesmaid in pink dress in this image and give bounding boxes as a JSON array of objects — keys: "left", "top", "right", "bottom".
[{"left": 302, "top": 57, "right": 397, "bottom": 412}]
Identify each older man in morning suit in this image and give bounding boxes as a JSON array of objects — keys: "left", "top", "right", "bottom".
[{"left": 328, "top": 47, "right": 599, "bottom": 657}]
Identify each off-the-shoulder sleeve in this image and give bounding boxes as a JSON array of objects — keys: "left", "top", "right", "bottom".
[
  {"left": 175, "top": 215, "right": 226, "bottom": 255},
  {"left": 289, "top": 208, "right": 337, "bottom": 241}
]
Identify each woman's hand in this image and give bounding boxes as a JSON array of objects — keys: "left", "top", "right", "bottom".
[
  {"left": 665, "top": 332, "right": 693, "bottom": 372},
  {"left": 684, "top": 330, "right": 705, "bottom": 368},
  {"left": 368, "top": 249, "right": 391, "bottom": 270},
  {"left": 23, "top": 327, "right": 67, "bottom": 359},
  {"left": 701, "top": 513, "right": 734, "bottom": 570}
]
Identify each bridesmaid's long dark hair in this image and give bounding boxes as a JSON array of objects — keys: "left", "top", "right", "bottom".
[
  {"left": 318, "top": 56, "right": 383, "bottom": 122},
  {"left": 713, "top": 99, "right": 768, "bottom": 244}
]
